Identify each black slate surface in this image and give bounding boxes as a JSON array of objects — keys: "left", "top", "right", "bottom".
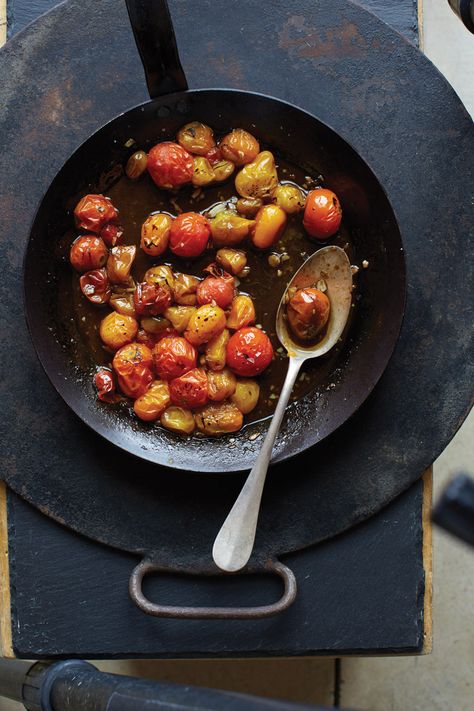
[
  {"left": 3, "top": 0, "right": 433, "bottom": 656},
  {"left": 8, "top": 481, "right": 425, "bottom": 658}
]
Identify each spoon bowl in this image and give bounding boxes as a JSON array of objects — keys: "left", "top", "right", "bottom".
[
  {"left": 213, "top": 246, "right": 353, "bottom": 572},
  {"left": 276, "top": 245, "right": 353, "bottom": 359}
]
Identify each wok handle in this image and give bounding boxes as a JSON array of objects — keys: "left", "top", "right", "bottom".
[
  {"left": 124, "top": 0, "right": 188, "bottom": 99},
  {"left": 129, "top": 559, "right": 297, "bottom": 619}
]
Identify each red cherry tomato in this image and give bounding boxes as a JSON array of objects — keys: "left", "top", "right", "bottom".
[
  {"left": 205, "top": 146, "right": 223, "bottom": 165},
  {"left": 152, "top": 336, "right": 197, "bottom": 381},
  {"left": 74, "top": 194, "right": 118, "bottom": 233},
  {"left": 112, "top": 343, "right": 154, "bottom": 398},
  {"left": 100, "top": 222, "right": 123, "bottom": 247},
  {"left": 80, "top": 268, "right": 111, "bottom": 305},
  {"left": 147, "top": 141, "right": 194, "bottom": 189},
  {"left": 93, "top": 368, "right": 118, "bottom": 403},
  {"left": 133, "top": 282, "right": 173, "bottom": 316},
  {"left": 169, "top": 368, "right": 208, "bottom": 409},
  {"left": 196, "top": 276, "right": 235, "bottom": 309},
  {"left": 287, "top": 287, "right": 330, "bottom": 341},
  {"left": 70, "top": 235, "right": 108, "bottom": 273},
  {"left": 169, "top": 212, "right": 211, "bottom": 258},
  {"left": 303, "top": 188, "right": 342, "bottom": 240},
  {"left": 226, "top": 327, "right": 273, "bottom": 377}
]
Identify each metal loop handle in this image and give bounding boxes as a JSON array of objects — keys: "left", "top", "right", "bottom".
[
  {"left": 129, "top": 559, "right": 297, "bottom": 619},
  {"left": 125, "top": 0, "right": 188, "bottom": 98}
]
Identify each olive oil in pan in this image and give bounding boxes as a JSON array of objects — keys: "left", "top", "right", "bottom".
[{"left": 65, "top": 154, "right": 356, "bottom": 425}]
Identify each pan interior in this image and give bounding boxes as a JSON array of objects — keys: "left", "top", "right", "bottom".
[{"left": 24, "top": 89, "right": 405, "bottom": 472}]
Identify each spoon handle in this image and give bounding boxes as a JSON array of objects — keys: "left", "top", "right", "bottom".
[{"left": 212, "top": 357, "right": 303, "bottom": 572}]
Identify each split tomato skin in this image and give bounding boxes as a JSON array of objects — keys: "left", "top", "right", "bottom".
[
  {"left": 80, "top": 268, "right": 111, "bottom": 305},
  {"left": 169, "top": 368, "right": 209, "bottom": 409},
  {"left": 152, "top": 336, "right": 197, "bottom": 381},
  {"left": 112, "top": 342, "right": 154, "bottom": 399},
  {"left": 133, "top": 282, "right": 173, "bottom": 317},
  {"left": 70, "top": 235, "right": 108, "bottom": 273},
  {"left": 94, "top": 369, "right": 117, "bottom": 403},
  {"left": 74, "top": 194, "right": 118, "bottom": 233},
  {"left": 287, "top": 287, "right": 330, "bottom": 341},
  {"left": 196, "top": 276, "right": 235, "bottom": 309},
  {"left": 169, "top": 212, "right": 211, "bottom": 258},
  {"left": 303, "top": 188, "right": 342, "bottom": 240},
  {"left": 147, "top": 141, "right": 194, "bottom": 189},
  {"left": 226, "top": 327, "right": 273, "bottom": 377}
]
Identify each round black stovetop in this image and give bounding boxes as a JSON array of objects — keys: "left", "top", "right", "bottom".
[{"left": 0, "top": 0, "right": 472, "bottom": 574}]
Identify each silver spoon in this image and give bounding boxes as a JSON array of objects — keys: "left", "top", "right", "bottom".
[{"left": 212, "top": 246, "right": 353, "bottom": 572}]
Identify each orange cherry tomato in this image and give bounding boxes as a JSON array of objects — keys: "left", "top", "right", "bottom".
[
  {"left": 169, "top": 212, "right": 211, "bottom": 258},
  {"left": 287, "top": 287, "right": 330, "bottom": 341},
  {"left": 140, "top": 213, "right": 172, "bottom": 257},
  {"left": 112, "top": 342, "right": 154, "bottom": 398},
  {"left": 133, "top": 380, "right": 170, "bottom": 422},
  {"left": 169, "top": 368, "right": 208, "bottom": 409},
  {"left": 93, "top": 368, "right": 118, "bottom": 403},
  {"left": 79, "top": 268, "right": 111, "bottom": 305},
  {"left": 70, "top": 235, "right": 108, "bottom": 273},
  {"left": 106, "top": 245, "right": 136, "bottom": 284},
  {"left": 100, "top": 223, "right": 123, "bottom": 247},
  {"left": 74, "top": 194, "right": 118, "bottom": 233},
  {"left": 152, "top": 336, "right": 197, "bottom": 381},
  {"left": 147, "top": 141, "right": 194, "bottom": 189},
  {"left": 303, "top": 188, "right": 342, "bottom": 240},
  {"left": 196, "top": 276, "right": 235, "bottom": 309},
  {"left": 226, "top": 327, "right": 273, "bottom": 377},
  {"left": 133, "top": 282, "right": 173, "bottom": 316}
]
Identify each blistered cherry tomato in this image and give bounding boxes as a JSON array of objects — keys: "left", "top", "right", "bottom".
[
  {"left": 80, "top": 268, "right": 111, "bottom": 305},
  {"left": 216, "top": 248, "right": 247, "bottom": 275},
  {"left": 287, "top": 287, "right": 330, "bottom": 341},
  {"left": 133, "top": 380, "right": 170, "bottom": 421},
  {"left": 207, "top": 368, "right": 237, "bottom": 402},
  {"left": 145, "top": 264, "right": 175, "bottom": 290},
  {"left": 226, "top": 295, "right": 256, "bottom": 330},
  {"left": 100, "top": 223, "right": 123, "bottom": 247},
  {"left": 134, "top": 282, "right": 172, "bottom": 316},
  {"left": 194, "top": 401, "right": 243, "bottom": 436},
  {"left": 161, "top": 406, "right": 195, "bottom": 435},
  {"left": 94, "top": 369, "right": 117, "bottom": 403},
  {"left": 184, "top": 304, "right": 227, "bottom": 346},
  {"left": 226, "top": 327, "right": 273, "bottom": 377},
  {"left": 220, "top": 129, "right": 260, "bottom": 166},
  {"left": 210, "top": 210, "right": 253, "bottom": 247},
  {"left": 177, "top": 122, "right": 215, "bottom": 155},
  {"left": 152, "top": 336, "right": 197, "bottom": 381},
  {"left": 303, "top": 188, "right": 342, "bottom": 240},
  {"left": 141, "top": 213, "right": 172, "bottom": 257},
  {"left": 100, "top": 312, "right": 138, "bottom": 350},
  {"left": 106, "top": 245, "right": 136, "bottom": 284},
  {"left": 147, "top": 141, "right": 194, "bottom": 189},
  {"left": 70, "top": 235, "right": 108, "bottom": 273},
  {"left": 196, "top": 276, "right": 235, "bottom": 309},
  {"left": 74, "top": 194, "right": 118, "bottom": 233},
  {"left": 112, "top": 343, "right": 154, "bottom": 398},
  {"left": 169, "top": 212, "right": 211, "bottom": 258},
  {"left": 172, "top": 272, "right": 200, "bottom": 305},
  {"left": 169, "top": 368, "right": 208, "bottom": 409}
]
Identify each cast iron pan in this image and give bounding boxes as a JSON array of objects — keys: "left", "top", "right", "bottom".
[
  {"left": 24, "top": 0, "right": 405, "bottom": 474},
  {"left": 1, "top": 0, "right": 472, "bottom": 619}
]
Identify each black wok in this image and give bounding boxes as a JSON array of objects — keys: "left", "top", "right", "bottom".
[{"left": 23, "top": 0, "right": 405, "bottom": 473}]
